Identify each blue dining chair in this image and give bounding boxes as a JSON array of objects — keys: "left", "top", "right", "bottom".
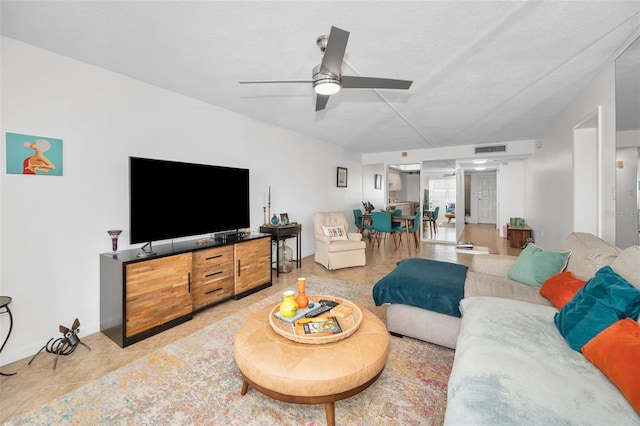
[
  {"left": 392, "top": 209, "right": 403, "bottom": 230},
  {"left": 397, "top": 212, "right": 421, "bottom": 249},
  {"left": 370, "top": 211, "right": 398, "bottom": 249},
  {"left": 423, "top": 206, "right": 440, "bottom": 238}
]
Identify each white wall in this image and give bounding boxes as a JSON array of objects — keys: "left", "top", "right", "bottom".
[
  {"left": 496, "top": 161, "right": 525, "bottom": 237},
  {"left": 361, "top": 164, "right": 385, "bottom": 210},
  {"left": 0, "top": 38, "right": 363, "bottom": 365},
  {"left": 616, "top": 147, "right": 639, "bottom": 248},
  {"left": 525, "top": 62, "right": 618, "bottom": 249}
]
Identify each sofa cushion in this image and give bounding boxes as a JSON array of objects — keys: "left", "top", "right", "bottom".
[
  {"left": 581, "top": 318, "right": 640, "bottom": 415},
  {"left": 539, "top": 271, "right": 586, "bottom": 310},
  {"left": 561, "top": 232, "right": 620, "bottom": 280},
  {"left": 554, "top": 265, "right": 640, "bottom": 351},
  {"left": 445, "top": 297, "right": 640, "bottom": 425},
  {"left": 464, "top": 271, "right": 552, "bottom": 306},
  {"left": 506, "top": 243, "right": 571, "bottom": 287},
  {"left": 321, "top": 224, "right": 348, "bottom": 240},
  {"left": 610, "top": 245, "right": 640, "bottom": 289}
]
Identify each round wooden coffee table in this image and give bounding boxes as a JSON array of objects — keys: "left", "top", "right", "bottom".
[{"left": 233, "top": 303, "right": 390, "bottom": 426}]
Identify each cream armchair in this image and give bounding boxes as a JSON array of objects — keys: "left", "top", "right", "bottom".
[{"left": 313, "top": 212, "right": 366, "bottom": 270}]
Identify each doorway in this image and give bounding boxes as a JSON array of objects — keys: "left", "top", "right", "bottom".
[
  {"left": 465, "top": 172, "right": 497, "bottom": 224},
  {"left": 573, "top": 107, "right": 601, "bottom": 236}
]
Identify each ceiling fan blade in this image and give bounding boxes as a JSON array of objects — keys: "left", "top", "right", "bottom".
[
  {"left": 320, "top": 26, "right": 349, "bottom": 76},
  {"left": 341, "top": 76, "right": 413, "bottom": 90},
  {"left": 239, "top": 80, "right": 312, "bottom": 84},
  {"left": 315, "top": 94, "right": 330, "bottom": 111}
]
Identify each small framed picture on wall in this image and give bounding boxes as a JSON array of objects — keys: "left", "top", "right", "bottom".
[
  {"left": 337, "top": 167, "right": 348, "bottom": 187},
  {"left": 375, "top": 174, "right": 382, "bottom": 189}
]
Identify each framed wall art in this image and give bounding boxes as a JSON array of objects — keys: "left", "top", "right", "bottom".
[
  {"left": 337, "top": 167, "right": 348, "bottom": 188},
  {"left": 375, "top": 174, "right": 382, "bottom": 189},
  {"left": 6, "top": 132, "right": 63, "bottom": 176}
]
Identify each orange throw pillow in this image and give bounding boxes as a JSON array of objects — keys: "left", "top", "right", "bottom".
[
  {"left": 581, "top": 318, "right": 640, "bottom": 415},
  {"left": 539, "top": 271, "right": 586, "bottom": 310}
]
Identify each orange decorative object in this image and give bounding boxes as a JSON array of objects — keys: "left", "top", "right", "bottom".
[{"left": 295, "top": 277, "right": 309, "bottom": 309}]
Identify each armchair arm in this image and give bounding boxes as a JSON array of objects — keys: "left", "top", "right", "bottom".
[
  {"left": 347, "top": 232, "right": 363, "bottom": 241},
  {"left": 315, "top": 234, "right": 332, "bottom": 245}
]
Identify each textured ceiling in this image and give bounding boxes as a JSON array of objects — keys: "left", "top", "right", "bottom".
[{"left": 2, "top": 1, "right": 639, "bottom": 155}]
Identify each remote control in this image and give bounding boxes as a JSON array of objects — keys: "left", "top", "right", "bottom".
[
  {"left": 318, "top": 299, "right": 339, "bottom": 308},
  {"left": 304, "top": 304, "right": 334, "bottom": 318}
]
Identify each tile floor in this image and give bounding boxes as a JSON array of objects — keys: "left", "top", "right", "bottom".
[{"left": 0, "top": 224, "right": 519, "bottom": 423}]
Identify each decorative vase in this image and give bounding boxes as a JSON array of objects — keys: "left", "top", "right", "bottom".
[
  {"left": 107, "top": 229, "right": 122, "bottom": 251},
  {"left": 271, "top": 214, "right": 279, "bottom": 225},
  {"left": 295, "top": 277, "right": 309, "bottom": 309},
  {"left": 278, "top": 242, "right": 293, "bottom": 273},
  {"left": 279, "top": 290, "right": 298, "bottom": 318}
]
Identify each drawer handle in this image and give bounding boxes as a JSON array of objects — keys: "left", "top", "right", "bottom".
[
  {"left": 205, "top": 287, "right": 223, "bottom": 295},
  {"left": 206, "top": 254, "right": 223, "bottom": 260},
  {"left": 205, "top": 271, "right": 223, "bottom": 278}
]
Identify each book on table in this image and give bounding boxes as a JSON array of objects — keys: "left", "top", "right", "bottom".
[
  {"left": 457, "top": 241, "right": 474, "bottom": 249},
  {"left": 294, "top": 316, "right": 343, "bottom": 336}
]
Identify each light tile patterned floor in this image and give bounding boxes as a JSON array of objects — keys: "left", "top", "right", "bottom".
[{"left": 0, "top": 224, "right": 519, "bottom": 423}]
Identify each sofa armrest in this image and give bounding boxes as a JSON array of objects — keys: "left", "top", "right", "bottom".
[{"left": 470, "top": 254, "right": 517, "bottom": 277}]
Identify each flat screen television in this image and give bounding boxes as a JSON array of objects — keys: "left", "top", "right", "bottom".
[{"left": 129, "top": 157, "right": 250, "bottom": 244}]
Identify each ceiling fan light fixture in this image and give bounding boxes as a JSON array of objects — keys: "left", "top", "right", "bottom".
[{"left": 313, "top": 79, "right": 341, "bottom": 95}]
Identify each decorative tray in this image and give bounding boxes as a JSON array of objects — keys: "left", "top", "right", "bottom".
[{"left": 268, "top": 294, "right": 363, "bottom": 344}]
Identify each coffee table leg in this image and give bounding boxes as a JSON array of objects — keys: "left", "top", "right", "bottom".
[
  {"left": 325, "top": 402, "right": 335, "bottom": 426},
  {"left": 241, "top": 379, "right": 249, "bottom": 396}
]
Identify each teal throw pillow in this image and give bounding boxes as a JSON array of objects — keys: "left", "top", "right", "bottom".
[
  {"left": 554, "top": 265, "right": 640, "bottom": 351},
  {"left": 506, "top": 243, "right": 571, "bottom": 287}
]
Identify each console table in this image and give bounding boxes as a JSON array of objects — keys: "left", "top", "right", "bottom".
[
  {"left": 259, "top": 224, "right": 302, "bottom": 277},
  {"left": 507, "top": 225, "right": 533, "bottom": 249},
  {"left": 100, "top": 234, "right": 271, "bottom": 347}
]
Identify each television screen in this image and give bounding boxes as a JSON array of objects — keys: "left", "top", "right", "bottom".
[{"left": 129, "top": 157, "right": 250, "bottom": 244}]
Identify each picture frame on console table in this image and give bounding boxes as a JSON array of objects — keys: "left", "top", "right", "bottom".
[
  {"left": 337, "top": 167, "right": 348, "bottom": 188},
  {"left": 280, "top": 213, "right": 289, "bottom": 225}
]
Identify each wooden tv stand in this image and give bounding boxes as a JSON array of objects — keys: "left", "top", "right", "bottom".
[{"left": 100, "top": 234, "right": 271, "bottom": 348}]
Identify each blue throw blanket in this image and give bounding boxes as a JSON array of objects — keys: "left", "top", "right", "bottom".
[{"left": 372, "top": 258, "right": 468, "bottom": 317}]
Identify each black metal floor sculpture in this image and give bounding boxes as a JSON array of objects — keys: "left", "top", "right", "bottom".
[{"left": 29, "top": 318, "right": 91, "bottom": 369}]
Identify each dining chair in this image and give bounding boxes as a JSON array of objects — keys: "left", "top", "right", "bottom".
[
  {"left": 354, "top": 209, "right": 374, "bottom": 237},
  {"left": 397, "top": 212, "right": 421, "bottom": 249},
  {"left": 391, "top": 209, "right": 403, "bottom": 230},
  {"left": 424, "top": 206, "right": 440, "bottom": 238},
  {"left": 370, "top": 211, "right": 398, "bottom": 249},
  {"left": 353, "top": 209, "right": 363, "bottom": 229}
]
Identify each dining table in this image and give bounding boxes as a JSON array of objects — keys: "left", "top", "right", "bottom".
[
  {"left": 392, "top": 215, "right": 417, "bottom": 255},
  {"left": 360, "top": 213, "right": 417, "bottom": 255}
]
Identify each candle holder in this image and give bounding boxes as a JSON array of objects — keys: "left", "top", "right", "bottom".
[
  {"left": 263, "top": 206, "right": 267, "bottom": 226},
  {"left": 268, "top": 203, "right": 272, "bottom": 226},
  {"left": 107, "top": 229, "right": 122, "bottom": 252}
]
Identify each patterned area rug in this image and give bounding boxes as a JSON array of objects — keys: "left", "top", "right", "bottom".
[{"left": 7, "top": 277, "right": 454, "bottom": 425}]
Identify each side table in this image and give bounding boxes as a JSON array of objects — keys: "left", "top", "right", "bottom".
[
  {"left": 259, "top": 224, "right": 302, "bottom": 277},
  {"left": 0, "top": 296, "right": 16, "bottom": 376},
  {"left": 507, "top": 225, "right": 533, "bottom": 249}
]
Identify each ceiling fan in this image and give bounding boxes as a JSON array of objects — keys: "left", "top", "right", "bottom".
[{"left": 239, "top": 26, "right": 413, "bottom": 111}]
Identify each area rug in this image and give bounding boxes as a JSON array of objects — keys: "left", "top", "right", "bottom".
[{"left": 6, "top": 276, "right": 454, "bottom": 426}]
